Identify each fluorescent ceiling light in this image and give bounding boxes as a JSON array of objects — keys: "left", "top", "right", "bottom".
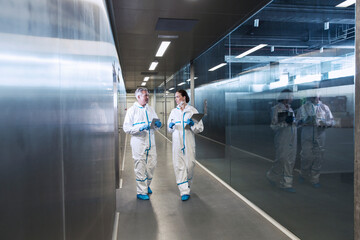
[
  {"left": 144, "top": 77, "right": 150, "bottom": 81},
  {"left": 156, "top": 41, "right": 171, "bottom": 57},
  {"left": 149, "top": 61, "right": 158, "bottom": 70},
  {"left": 141, "top": 82, "right": 146, "bottom": 86},
  {"left": 208, "top": 63, "right": 227, "bottom": 72},
  {"left": 158, "top": 35, "right": 178, "bottom": 39},
  {"left": 269, "top": 75, "right": 289, "bottom": 89},
  {"left": 336, "top": 0, "right": 355, "bottom": 7},
  {"left": 169, "top": 87, "right": 174, "bottom": 91},
  {"left": 186, "top": 77, "right": 198, "bottom": 82},
  {"left": 235, "top": 44, "right": 268, "bottom": 59},
  {"left": 294, "top": 74, "right": 321, "bottom": 84},
  {"left": 280, "top": 74, "right": 289, "bottom": 82},
  {"left": 252, "top": 84, "right": 265, "bottom": 92},
  {"left": 328, "top": 68, "right": 354, "bottom": 79},
  {"left": 178, "top": 82, "right": 186, "bottom": 86}
]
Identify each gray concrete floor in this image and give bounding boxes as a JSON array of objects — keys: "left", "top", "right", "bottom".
[{"left": 116, "top": 133, "right": 292, "bottom": 240}]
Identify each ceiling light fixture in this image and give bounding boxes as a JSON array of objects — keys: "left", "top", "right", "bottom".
[
  {"left": 186, "top": 77, "right": 198, "bottom": 81},
  {"left": 169, "top": 87, "right": 175, "bottom": 91},
  {"left": 208, "top": 63, "right": 227, "bottom": 72},
  {"left": 294, "top": 74, "right": 321, "bottom": 84},
  {"left": 156, "top": 41, "right": 171, "bottom": 57},
  {"left": 336, "top": 0, "right": 355, "bottom": 7},
  {"left": 158, "top": 35, "right": 179, "bottom": 39},
  {"left": 141, "top": 82, "right": 146, "bottom": 86},
  {"left": 328, "top": 67, "right": 354, "bottom": 79},
  {"left": 178, "top": 82, "right": 186, "bottom": 86},
  {"left": 149, "top": 61, "right": 158, "bottom": 71},
  {"left": 269, "top": 75, "right": 288, "bottom": 90},
  {"left": 235, "top": 44, "right": 268, "bottom": 59},
  {"left": 144, "top": 77, "right": 150, "bottom": 81}
]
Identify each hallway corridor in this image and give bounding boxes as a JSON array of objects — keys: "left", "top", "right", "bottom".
[{"left": 115, "top": 133, "right": 294, "bottom": 240}]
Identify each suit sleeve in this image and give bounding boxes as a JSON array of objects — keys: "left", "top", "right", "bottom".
[
  {"left": 123, "top": 108, "right": 142, "bottom": 135},
  {"left": 167, "top": 110, "right": 176, "bottom": 134}
]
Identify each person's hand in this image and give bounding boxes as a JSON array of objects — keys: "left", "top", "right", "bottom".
[
  {"left": 169, "top": 122, "right": 175, "bottom": 129},
  {"left": 139, "top": 124, "right": 150, "bottom": 132},
  {"left": 186, "top": 119, "right": 194, "bottom": 126},
  {"left": 155, "top": 120, "right": 162, "bottom": 128}
]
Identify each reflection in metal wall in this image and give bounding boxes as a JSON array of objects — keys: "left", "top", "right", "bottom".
[{"left": 0, "top": 0, "right": 126, "bottom": 239}]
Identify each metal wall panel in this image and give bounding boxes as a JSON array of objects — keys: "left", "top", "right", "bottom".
[{"left": 0, "top": 0, "right": 125, "bottom": 239}]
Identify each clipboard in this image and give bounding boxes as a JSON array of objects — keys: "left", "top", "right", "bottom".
[
  {"left": 150, "top": 118, "right": 160, "bottom": 129},
  {"left": 277, "top": 112, "right": 288, "bottom": 123},
  {"left": 191, "top": 113, "right": 204, "bottom": 123},
  {"left": 185, "top": 113, "right": 204, "bottom": 129}
]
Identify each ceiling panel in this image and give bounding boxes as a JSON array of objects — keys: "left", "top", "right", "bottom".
[{"left": 111, "top": 0, "right": 271, "bottom": 92}]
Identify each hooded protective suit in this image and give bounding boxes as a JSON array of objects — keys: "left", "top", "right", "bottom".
[
  {"left": 296, "top": 100, "right": 334, "bottom": 184},
  {"left": 266, "top": 102, "right": 297, "bottom": 188},
  {"left": 123, "top": 102, "right": 160, "bottom": 195},
  {"left": 167, "top": 104, "right": 204, "bottom": 196}
]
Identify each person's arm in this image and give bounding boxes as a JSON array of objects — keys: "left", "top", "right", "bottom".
[{"left": 123, "top": 108, "right": 144, "bottom": 135}]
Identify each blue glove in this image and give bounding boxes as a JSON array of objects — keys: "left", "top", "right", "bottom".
[
  {"left": 139, "top": 124, "right": 150, "bottom": 132},
  {"left": 169, "top": 122, "right": 175, "bottom": 129},
  {"left": 155, "top": 120, "right": 162, "bottom": 128},
  {"left": 186, "top": 119, "right": 194, "bottom": 126}
]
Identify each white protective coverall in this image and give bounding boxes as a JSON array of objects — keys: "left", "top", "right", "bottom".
[
  {"left": 266, "top": 102, "right": 297, "bottom": 188},
  {"left": 296, "top": 100, "right": 334, "bottom": 184},
  {"left": 167, "top": 105, "right": 204, "bottom": 196},
  {"left": 123, "top": 102, "right": 160, "bottom": 195}
]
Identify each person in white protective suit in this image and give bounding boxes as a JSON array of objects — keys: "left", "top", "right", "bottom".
[
  {"left": 266, "top": 89, "right": 297, "bottom": 193},
  {"left": 123, "top": 88, "right": 162, "bottom": 200},
  {"left": 167, "top": 89, "right": 204, "bottom": 201},
  {"left": 296, "top": 94, "right": 334, "bottom": 188}
]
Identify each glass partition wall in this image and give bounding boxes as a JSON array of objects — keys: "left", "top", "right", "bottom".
[
  {"left": 157, "top": 0, "right": 355, "bottom": 239},
  {"left": 155, "top": 65, "right": 190, "bottom": 139}
]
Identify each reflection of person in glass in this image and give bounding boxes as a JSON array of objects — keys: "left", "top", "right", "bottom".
[
  {"left": 266, "top": 89, "right": 297, "bottom": 193},
  {"left": 296, "top": 93, "right": 334, "bottom": 188},
  {"left": 167, "top": 90, "right": 204, "bottom": 201}
]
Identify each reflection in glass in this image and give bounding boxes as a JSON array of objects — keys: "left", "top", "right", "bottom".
[
  {"left": 155, "top": 0, "right": 355, "bottom": 239},
  {"left": 266, "top": 89, "right": 297, "bottom": 192}
]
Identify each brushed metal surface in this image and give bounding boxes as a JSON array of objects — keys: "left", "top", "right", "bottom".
[{"left": 0, "top": 0, "right": 126, "bottom": 239}]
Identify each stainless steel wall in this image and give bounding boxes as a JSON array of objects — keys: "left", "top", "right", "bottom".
[{"left": 0, "top": 0, "right": 125, "bottom": 239}]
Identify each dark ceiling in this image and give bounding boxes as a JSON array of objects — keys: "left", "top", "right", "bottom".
[{"left": 110, "top": 0, "right": 271, "bottom": 92}]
